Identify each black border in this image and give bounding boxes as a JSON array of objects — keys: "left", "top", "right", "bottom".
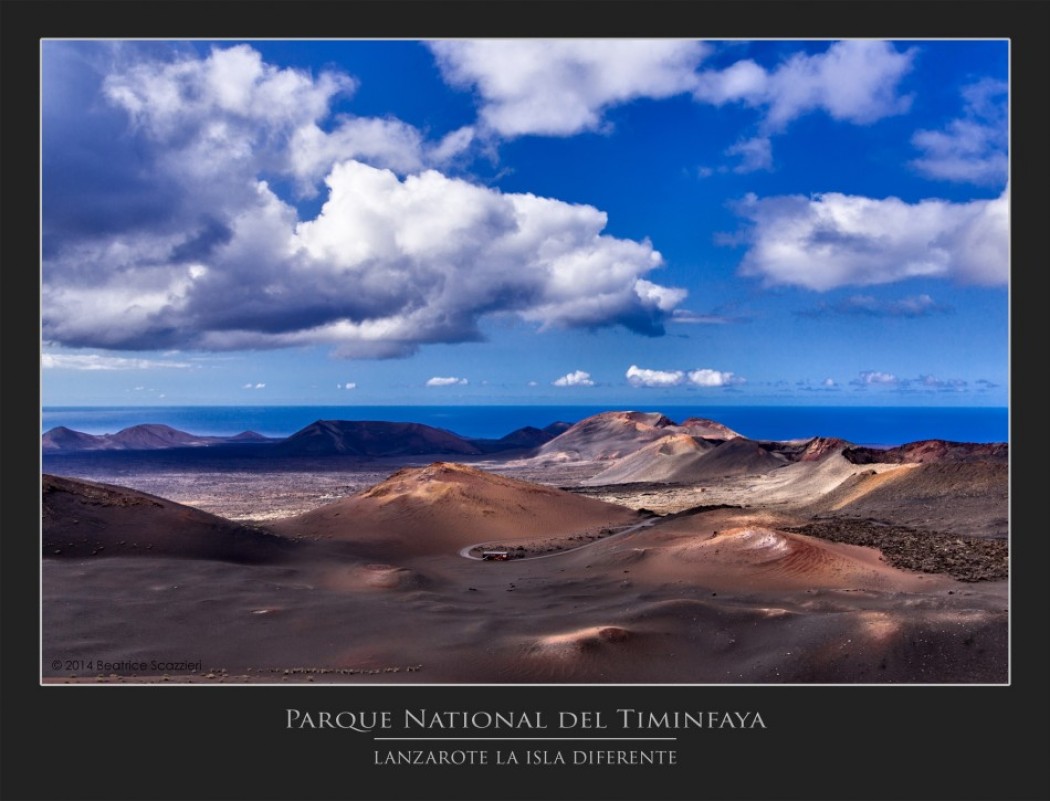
[{"left": 4, "top": 3, "right": 1049, "bottom": 800}]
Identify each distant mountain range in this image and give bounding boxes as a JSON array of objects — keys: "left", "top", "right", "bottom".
[
  {"left": 41, "top": 412, "right": 1007, "bottom": 476},
  {"left": 41, "top": 419, "right": 572, "bottom": 457},
  {"left": 42, "top": 424, "right": 271, "bottom": 452}
]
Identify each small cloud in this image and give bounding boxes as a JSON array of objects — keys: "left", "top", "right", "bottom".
[
  {"left": 243, "top": 382, "right": 266, "bottom": 389},
  {"left": 41, "top": 353, "right": 192, "bottom": 370},
  {"left": 339, "top": 382, "right": 357, "bottom": 390},
  {"left": 911, "top": 78, "right": 1007, "bottom": 187},
  {"left": 914, "top": 375, "right": 968, "bottom": 392},
  {"left": 726, "top": 135, "right": 773, "bottom": 173},
  {"left": 687, "top": 368, "right": 743, "bottom": 387},
  {"left": 552, "top": 370, "right": 595, "bottom": 387},
  {"left": 670, "top": 309, "right": 744, "bottom": 325},
  {"left": 797, "top": 377, "right": 840, "bottom": 392},
  {"left": 527, "top": 380, "right": 538, "bottom": 387},
  {"left": 797, "top": 293, "right": 953, "bottom": 318},
  {"left": 426, "top": 376, "right": 468, "bottom": 387},
  {"left": 851, "top": 370, "right": 899, "bottom": 387},
  {"left": 625, "top": 365, "right": 684, "bottom": 388}
]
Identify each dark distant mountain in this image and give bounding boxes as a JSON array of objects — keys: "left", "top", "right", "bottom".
[
  {"left": 467, "top": 423, "right": 574, "bottom": 454},
  {"left": 106, "top": 424, "right": 213, "bottom": 449},
  {"left": 43, "top": 419, "right": 576, "bottom": 459},
  {"left": 845, "top": 440, "right": 1008, "bottom": 465},
  {"left": 227, "top": 430, "right": 271, "bottom": 442},
  {"left": 42, "top": 423, "right": 272, "bottom": 453},
  {"left": 41, "top": 426, "right": 102, "bottom": 452},
  {"left": 271, "top": 420, "right": 484, "bottom": 457},
  {"left": 543, "top": 421, "right": 573, "bottom": 437}
]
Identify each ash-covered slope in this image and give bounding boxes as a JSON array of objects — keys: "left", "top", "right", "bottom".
[
  {"left": 43, "top": 474, "right": 296, "bottom": 562},
  {"left": 807, "top": 461, "right": 1009, "bottom": 538},
  {"left": 581, "top": 434, "right": 715, "bottom": 485},
  {"left": 584, "top": 435, "right": 785, "bottom": 485},
  {"left": 845, "top": 440, "right": 1008, "bottom": 464},
  {"left": 268, "top": 461, "right": 640, "bottom": 557}
]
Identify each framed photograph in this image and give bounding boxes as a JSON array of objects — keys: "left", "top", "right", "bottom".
[{"left": 4, "top": 2, "right": 1047, "bottom": 800}]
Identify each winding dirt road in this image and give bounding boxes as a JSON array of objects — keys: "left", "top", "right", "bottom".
[{"left": 458, "top": 517, "right": 659, "bottom": 562}]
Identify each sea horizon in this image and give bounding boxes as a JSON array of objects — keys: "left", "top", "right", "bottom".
[{"left": 41, "top": 404, "right": 1009, "bottom": 446}]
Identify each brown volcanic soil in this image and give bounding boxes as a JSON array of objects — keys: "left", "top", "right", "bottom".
[
  {"left": 266, "top": 461, "right": 641, "bottom": 559},
  {"left": 583, "top": 435, "right": 786, "bottom": 486},
  {"left": 534, "top": 410, "right": 678, "bottom": 462},
  {"left": 582, "top": 434, "right": 714, "bottom": 485},
  {"left": 41, "top": 420, "right": 1009, "bottom": 685},
  {"left": 845, "top": 440, "right": 1008, "bottom": 464},
  {"left": 42, "top": 503, "right": 1007, "bottom": 684},
  {"left": 806, "top": 461, "right": 1008, "bottom": 539},
  {"left": 783, "top": 519, "right": 1008, "bottom": 582}
]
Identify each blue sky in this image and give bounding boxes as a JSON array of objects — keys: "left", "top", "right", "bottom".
[{"left": 41, "top": 39, "right": 1008, "bottom": 407}]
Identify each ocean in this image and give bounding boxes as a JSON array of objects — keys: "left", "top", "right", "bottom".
[{"left": 41, "top": 405, "right": 1009, "bottom": 446}]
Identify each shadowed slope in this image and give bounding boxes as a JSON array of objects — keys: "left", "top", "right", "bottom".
[{"left": 43, "top": 474, "right": 297, "bottom": 562}]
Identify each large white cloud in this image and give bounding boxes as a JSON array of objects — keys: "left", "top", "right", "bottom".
[
  {"left": 429, "top": 40, "right": 914, "bottom": 144},
  {"left": 102, "top": 44, "right": 470, "bottom": 197},
  {"left": 736, "top": 188, "right": 1008, "bottom": 290},
  {"left": 429, "top": 39, "right": 706, "bottom": 137},
  {"left": 44, "top": 161, "right": 682, "bottom": 355},
  {"left": 42, "top": 45, "right": 686, "bottom": 358}
]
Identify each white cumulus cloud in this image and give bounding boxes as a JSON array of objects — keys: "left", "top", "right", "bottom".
[
  {"left": 694, "top": 40, "right": 914, "bottom": 130},
  {"left": 339, "top": 382, "right": 357, "bottom": 390},
  {"left": 687, "top": 368, "right": 742, "bottom": 387},
  {"left": 48, "top": 45, "right": 685, "bottom": 359},
  {"left": 625, "top": 364, "right": 685, "bottom": 387},
  {"left": 736, "top": 187, "right": 1008, "bottom": 290},
  {"left": 552, "top": 370, "right": 595, "bottom": 387},
  {"left": 853, "top": 371, "right": 898, "bottom": 386},
  {"left": 426, "top": 376, "right": 468, "bottom": 387},
  {"left": 911, "top": 79, "right": 1007, "bottom": 186},
  {"left": 429, "top": 39, "right": 706, "bottom": 137}
]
